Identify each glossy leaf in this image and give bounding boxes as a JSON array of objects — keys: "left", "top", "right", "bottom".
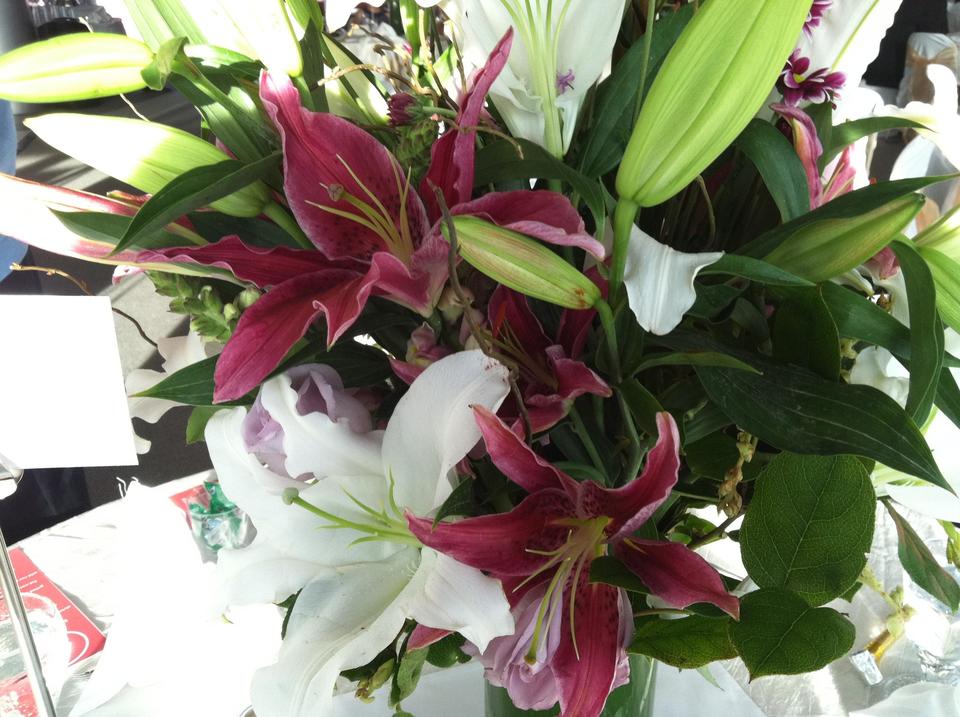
[
  {"left": 629, "top": 616, "right": 737, "bottom": 669},
  {"left": 700, "top": 255, "right": 813, "bottom": 287},
  {"left": 696, "top": 356, "right": 948, "bottom": 491},
  {"left": 736, "top": 119, "right": 810, "bottom": 221},
  {"left": 892, "top": 240, "right": 944, "bottom": 424},
  {"left": 884, "top": 500, "right": 960, "bottom": 612},
  {"left": 730, "top": 589, "right": 856, "bottom": 678},
  {"left": 739, "top": 454, "right": 876, "bottom": 606},
  {"left": 772, "top": 289, "right": 840, "bottom": 380}
]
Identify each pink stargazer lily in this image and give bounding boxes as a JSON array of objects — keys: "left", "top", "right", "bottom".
[
  {"left": 143, "top": 29, "right": 604, "bottom": 403},
  {"left": 407, "top": 410, "right": 739, "bottom": 717}
]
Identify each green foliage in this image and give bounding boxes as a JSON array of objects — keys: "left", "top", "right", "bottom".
[
  {"left": 736, "top": 119, "right": 810, "bottom": 221},
  {"left": 630, "top": 616, "right": 737, "bottom": 669},
  {"left": 740, "top": 454, "right": 876, "bottom": 606},
  {"left": 884, "top": 500, "right": 960, "bottom": 611},
  {"left": 771, "top": 288, "right": 840, "bottom": 380},
  {"left": 730, "top": 589, "right": 856, "bottom": 679},
  {"left": 425, "top": 633, "right": 472, "bottom": 669}
]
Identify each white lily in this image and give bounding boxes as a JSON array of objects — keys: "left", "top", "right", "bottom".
[
  {"left": 324, "top": 0, "right": 442, "bottom": 31},
  {"left": 205, "top": 350, "right": 514, "bottom": 717},
  {"left": 125, "top": 331, "right": 220, "bottom": 454},
  {"left": 797, "top": 0, "right": 903, "bottom": 88},
  {"left": 622, "top": 225, "right": 723, "bottom": 335},
  {"left": 880, "top": 64, "right": 960, "bottom": 171},
  {"left": 445, "top": 0, "right": 625, "bottom": 157}
]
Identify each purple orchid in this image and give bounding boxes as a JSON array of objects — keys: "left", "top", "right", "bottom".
[
  {"left": 407, "top": 410, "right": 739, "bottom": 717},
  {"left": 778, "top": 50, "right": 846, "bottom": 106}
]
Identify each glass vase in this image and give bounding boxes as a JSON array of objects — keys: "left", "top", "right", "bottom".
[{"left": 484, "top": 655, "right": 657, "bottom": 717}]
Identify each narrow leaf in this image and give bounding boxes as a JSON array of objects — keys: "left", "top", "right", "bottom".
[
  {"left": 701, "top": 255, "right": 813, "bottom": 287},
  {"left": 736, "top": 119, "right": 811, "bottom": 221}
]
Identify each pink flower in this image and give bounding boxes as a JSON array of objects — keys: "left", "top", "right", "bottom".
[
  {"left": 407, "top": 410, "right": 738, "bottom": 717},
  {"left": 242, "top": 364, "right": 373, "bottom": 478},
  {"left": 804, "top": 0, "right": 833, "bottom": 36},
  {"left": 778, "top": 50, "right": 845, "bottom": 106}
]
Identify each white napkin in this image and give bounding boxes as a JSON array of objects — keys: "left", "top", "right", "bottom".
[{"left": 69, "top": 483, "right": 281, "bottom": 717}]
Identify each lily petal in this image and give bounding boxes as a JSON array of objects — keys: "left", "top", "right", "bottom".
[
  {"left": 257, "top": 371, "right": 384, "bottom": 479},
  {"left": 623, "top": 226, "right": 724, "bottom": 335},
  {"left": 213, "top": 268, "right": 376, "bottom": 403},
  {"left": 381, "top": 351, "right": 510, "bottom": 513},
  {"left": 553, "top": 578, "right": 626, "bottom": 717},
  {"left": 406, "top": 549, "right": 513, "bottom": 653},
  {"left": 615, "top": 539, "right": 740, "bottom": 618},
  {"left": 422, "top": 29, "right": 514, "bottom": 222},
  {"left": 473, "top": 405, "right": 576, "bottom": 495},
  {"left": 772, "top": 103, "right": 824, "bottom": 208},
  {"left": 217, "top": 538, "right": 322, "bottom": 605}
]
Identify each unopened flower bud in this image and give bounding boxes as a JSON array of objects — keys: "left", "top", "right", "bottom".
[
  {"left": 388, "top": 92, "right": 420, "bottom": 126},
  {"left": 0, "top": 33, "right": 153, "bottom": 103},
  {"left": 447, "top": 217, "right": 600, "bottom": 310}
]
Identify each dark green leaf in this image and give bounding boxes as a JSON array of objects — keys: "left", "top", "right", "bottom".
[
  {"left": 629, "top": 615, "right": 736, "bottom": 669},
  {"left": 425, "top": 633, "right": 471, "bottom": 668},
  {"left": 701, "top": 255, "right": 813, "bottom": 287},
  {"left": 590, "top": 556, "right": 650, "bottom": 594},
  {"left": 740, "top": 454, "right": 876, "bottom": 605},
  {"left": 730, "top": 588, "right": 856, "bottom": 678},
  {"left": 632, "top": 352, "right": 760, "bottom": 375},
  {"left": 892, "top": 240, "right": 945, "bottom": 423},
  {"left": 937, "top": 368, "right": 960, "bottom": 431},
  {"left": 118, "top": 153, "right": 280, "bottom": 253},
  {"left": 390, "top": 644, "right": 428, "bottom": 707},
  {"left": 578, "top": 5, "right": 694, "bottom": 178},
  {"left": 53, "top": 211, "right": 187, "bottom": 250},
  {"left": 683, "top": 403, "right": 734, "bottom": 445},
  {"left": 736, "top": 119, "right": 810, "bottom": 221},
  {"left": 685, "top": 433, "right": 739, "bottom": 480},
  {"left": 822, "top": 117, "right": 927, "bottom": 167},
  {"left": 617, "top": 379, "right": 664, "bottom": 436},
  {"left": 690, "top": 283, "right": 744, "bottom": 320},
  {"left": 433, "top": 478, "right": 478, "bottom": 525},
  {"left": 884, "top": 499, "right": 960, "bottom": 611},
  {"left": 185, "top": 406, "right": 224, "bottom": 444},
  {"left": 820, "top": 283, "right": 913, "bottom": 358},
  {"left": 474, "top": 139, "right": 606, "bottom": 232},
  {"left": 772, "top": 288, "right": 840, "bottom": 380},
  {"left": 696, "top": 355, "right": 948, "bottom": 491}
]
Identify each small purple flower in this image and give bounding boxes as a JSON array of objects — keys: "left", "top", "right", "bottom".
[
  {"left": 556, "top": 69, "right": 575, "bottom": 96},
  {"left": 805, "top": 0, "right": 832, "bottom": 36},
  {"left": 778, "top": 50, "right": 845, "bottom": 106},
  {"left": 388, "top": 92, "right": 419, "bottom": 126},
  {"left": 242, "top": 364, "right": 372, "bottom": 479}
]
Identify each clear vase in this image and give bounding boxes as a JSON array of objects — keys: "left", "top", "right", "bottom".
[{"left": 483, "top": 655, "right": 657, "bottom": 717}]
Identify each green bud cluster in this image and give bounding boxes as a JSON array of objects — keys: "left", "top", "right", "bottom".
[{"left": 148, "top": 271, "right": 260, "bottom": 343}]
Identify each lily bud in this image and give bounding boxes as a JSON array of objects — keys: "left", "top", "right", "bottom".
[
  {"left": 617, "top": 0, "right": 811, "bottom": 207},
  {"left": 763, "top": 194, "right": 924, "bottom": 283},
  {"left": 447, "top": 217, "right": 600, "bottom": 310},
  {"left": 915, "top": 204, "right": 960, "bottom": 261},
  {"left": 217, "top": 0, "right": 303, "bottom": 77},
  {"left": 24, "top": 114, "right": 270, "bottom": 218},
  {"left": 0, "top": 33, "right": 153, "bottom": 103}
]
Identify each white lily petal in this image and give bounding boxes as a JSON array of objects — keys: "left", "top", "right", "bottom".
[
  {"left": 381, "top": 351, "right": 510, "bottom": 514},
  {"left": 406, "top": 549, "right": 513, "bottom": 653},
  {"left": 623, "top": 226, "right": 724, "bottom": 335},
  {"left": 251, "top": 549, "right": 419, "bottom": 717},
  {"left": 258, "top": 374, "right": 384, "bottom": 480},
  {"left": 849, "top": 347, "right": 910, "bottom": 407},
  {"left": 217, "top": 538, "right": 322, "bottom": 606},
  {"left": 798, "top": 0, "right": 903, "bottom": 88},
  {"left": 884, "top": 483, "right": 960, "bottom": 523},
  {"left": 205, "top": 408, "right": 392, "bottom": 566}
]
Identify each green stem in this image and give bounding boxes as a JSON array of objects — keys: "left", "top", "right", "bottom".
[
  {"left": 596, "top": 298, "right": 622, "bottom": 383},
  {"left": 634, "top": 0, "right": 658, "bottom": 122},
  {"left": 617, "top": 390, "right": 643, "bottom": 486},
  {"left": 569, "top": 406, "right": 607, "bottom": 479},
  {"left": 264, "top": 202, "right": 313, "bottom": 249},
  {"left": 610, "top": 200, "right": 640, "bottom": 303},
  {"left": 293, "top": 74, "right": 316, "bottom": 112}
]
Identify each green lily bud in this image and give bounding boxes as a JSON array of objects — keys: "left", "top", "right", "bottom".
[
  {"left": 764, "top": 194, "right": 924, "bottom": 283},
  {"left": 24, "top": 113, "right": 270, "bottom": 218},
  {"left": 0, "top": 33, "right": 154, "bottom": 103},
  {"left": 918, "top": 247, "right": 960, "bottom": 335},
  {"left": 617, "top": 0, "right": 811, "bottom": 207},
  {"left": 915, "top": 204, "right": 960, "bottom": 261},
  {"left": 447, "top": 217, "right": 600, "bottom": 310}
]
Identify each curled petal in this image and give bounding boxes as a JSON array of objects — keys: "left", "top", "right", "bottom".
[
  {"left": 772, "top": 103, "right": 824, "bottom": 208},
  {"left": 623, "top": 226, "right": 723, "bottom": 335},
  {"left": 615, "top": 539, "right": 740, "bottom": 618},
  {"left": 213, "top": 269, "right": 375, "bottom": 403}
]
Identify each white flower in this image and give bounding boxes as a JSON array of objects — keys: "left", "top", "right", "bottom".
[
  {"left": 324, "top": 0, "right": 442, "bottom": 31},
  {"left": 125, "top": 332, "right": 219, "bottom": 454},
  {"left": 446, "top": 0, "right": 625, "bottom": 157},
  {"left": 622, "top": 226, "right": 723, "bottom": 335},
  {"left": 797, "top": 0, "right": 903, "bottom": 89},
  {"left": 205, "top": 350, "right": 514, "bottom": 717}
]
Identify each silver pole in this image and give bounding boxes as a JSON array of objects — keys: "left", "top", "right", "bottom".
[{"left": 0, "top": 454, "right": 56, "bottom": 717}]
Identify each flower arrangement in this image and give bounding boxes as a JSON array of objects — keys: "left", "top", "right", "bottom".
[{"left": 1, "top": 0, "right": 958, "bottom": 715}]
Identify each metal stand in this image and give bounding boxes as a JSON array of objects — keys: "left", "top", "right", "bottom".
[{"left": 0, "top": 453, "right": 57, "bottom": 717}]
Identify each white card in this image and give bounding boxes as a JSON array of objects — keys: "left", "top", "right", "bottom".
[{"left": 0, "top": 295, "right": 138, "bottom": 469}]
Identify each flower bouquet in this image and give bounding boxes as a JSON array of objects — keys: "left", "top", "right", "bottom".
[{"left": 1, "top": 0, "right": 959, "bottom": 715}]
